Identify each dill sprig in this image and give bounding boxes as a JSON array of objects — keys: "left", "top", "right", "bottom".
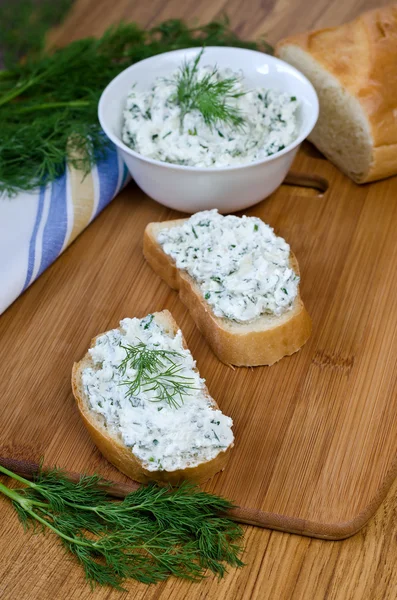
[
  {"left": 0, "top": 464, "right": 244, "bottom": 589},
  {"left": 118, "top": 343, "right": 197, "bottom": 409},
  {"left": 170, "top": 48, "right": 245, "bottom": 131},
  {"left": 0, "top": 18, "right": 272, "bottom": 196}
]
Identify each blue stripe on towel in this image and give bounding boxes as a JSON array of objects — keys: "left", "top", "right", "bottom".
[
  {"left": 121, "top": 162, "right": 129, "bottom": 189},
  {"left": 96, "top": 145, "right": 119, "bottom": 215},
  {"left": 37, "top": 172, "right": 68, "bottom": 278},
  {"left": 23, "top": 185, "right": 46, "bottom": 291}
]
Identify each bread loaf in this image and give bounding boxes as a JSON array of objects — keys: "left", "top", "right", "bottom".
[{"left": 276, "top": 6, "right": 397, "bottom": 183}]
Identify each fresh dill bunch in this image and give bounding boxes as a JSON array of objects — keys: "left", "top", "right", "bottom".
[
  {"left": 0, "top": 464, "right": 244, "bottom": 589},
  {"left": 0, "top": 0, "right": 74, "bottom": 68},
  {"left": 0, "top": 18, "right": 272, "bottom": 196},
  {"left": 170, "top": 48, "right": 246, "bottom": 131},
  {"left": 118, "top": 343, "right": 197, "bottom": 409}
]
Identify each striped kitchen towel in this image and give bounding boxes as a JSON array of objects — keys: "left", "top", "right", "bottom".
[{"left": 0, "top": 145, "right": 130, "bottom": 315}]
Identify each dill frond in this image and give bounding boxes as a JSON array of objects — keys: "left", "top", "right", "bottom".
[
  {"left": 170, "top": 48, "right": 246, "bottom": 131},
  {"left": 0, "top": 464, "right": 244, "bottom": 589},
  {"left": 118, "top": 343, "right": 197, "bottom": 409}
]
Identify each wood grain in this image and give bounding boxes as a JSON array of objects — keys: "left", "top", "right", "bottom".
[
  {"left": 5, "top": 151, "right": 397, "bottom": 537},
  {"left": 2, "top": 457, "right": 358, "bottom": 531},
  {"left": 1, "top": 0, "right": 397, "bottom": 598}
]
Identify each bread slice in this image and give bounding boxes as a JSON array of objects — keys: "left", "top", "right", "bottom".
[
  {"left": 72, "top": 310, "right": 233, "bottom": 485},
  {"left": 276, "top": 6, "right": 397, "bottom": 183},
  {"left": 144, "top": 219, "right": 312, "bottom": 367}
]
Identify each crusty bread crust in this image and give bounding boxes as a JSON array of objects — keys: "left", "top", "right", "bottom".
[
  {"left": 276, "top": 6, "right": 397, "bottom": 183},
  {"left": 144, "top": 221, "right": 312, "bottom": 367},
  {"left": 72, "top": 310, "right": 233, "bottom": 485}
]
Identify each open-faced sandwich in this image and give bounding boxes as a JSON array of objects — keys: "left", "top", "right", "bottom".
[
  {"left": 144, "top": 210, "right": 311, "bottom": 366},
  {"left": 72, "top": 310, "right": 234, "bottom": 484}
]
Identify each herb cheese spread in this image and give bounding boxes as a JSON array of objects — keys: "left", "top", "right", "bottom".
[
  {"left": 122, "top": 54, "right": 298, "bottom": 168},
  {"left": 81, "top": 314, "right": 233, "bottom": 472},
  {"left": 158, "top": 210, "right": 299, "bottom": 322}
]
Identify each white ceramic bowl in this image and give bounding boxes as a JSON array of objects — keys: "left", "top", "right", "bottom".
[{"left": 98, "top": 47, "right": 318, "bottom": 213}]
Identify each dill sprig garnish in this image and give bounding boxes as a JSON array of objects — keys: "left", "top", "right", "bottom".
[
  {"left": 0, "top": 463, "right": 244, "bottom": 589},
  {"left": 118, "top": 343, "right": 197, "bottom": 409},
  {"left": 0, "top": 18, "right": 272, "bottom": 196},
  {"left": 170, "top": 48, "right": 245, "bottom": 131}
]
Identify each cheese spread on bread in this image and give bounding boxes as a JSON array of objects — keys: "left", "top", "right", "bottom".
[
  {"left": 81, "top": 314, "right": 233, "bottom": 472},
  {"left": 158, "top": 210, "right": 299, "bottom": 322}
]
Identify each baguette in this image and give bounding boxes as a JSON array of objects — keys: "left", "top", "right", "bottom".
[
  {"left": 276, "top": 6, "right": 397, "bottom": 183},
  {"left": 72, "top": 311, "right": 233, "bottom": 485},
  {"left": 143, "top": 212, "right": 311, "bottom": 367}
]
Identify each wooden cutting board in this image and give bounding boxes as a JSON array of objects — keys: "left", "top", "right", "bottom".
[{"left": 1, "top": 144, "right": 397, "bottom": 541}]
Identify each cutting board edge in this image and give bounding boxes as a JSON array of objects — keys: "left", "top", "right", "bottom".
[{"left": 236, "top": 452, "right": 397, "bottom": 540}]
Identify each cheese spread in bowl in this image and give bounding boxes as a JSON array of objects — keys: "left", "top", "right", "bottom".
[
  {"left": 122, "top": 58, "right": 299, "bottom": 168},
  {"left": 99, "top": 46, "right": 319, "bottom": 212}
]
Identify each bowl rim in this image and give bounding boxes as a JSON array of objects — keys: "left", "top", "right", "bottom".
[{"left": 98, "top": 45, "right": 319, "bottom": 173}]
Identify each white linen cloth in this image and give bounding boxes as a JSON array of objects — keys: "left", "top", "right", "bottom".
[{"left": 0, "top": 145, "right": 129, "bottom": 314}]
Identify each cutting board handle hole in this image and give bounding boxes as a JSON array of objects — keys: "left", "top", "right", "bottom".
[{"left": 283, "top": 172, "right": 329, "bottom": 196}]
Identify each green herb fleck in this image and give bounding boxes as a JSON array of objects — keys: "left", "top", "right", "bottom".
[
  {"left": 143, "top": 314, "right": 154, "bottom": 330},
  {"left": 210, "top": 276, "right": 223, "bottom": 285}
]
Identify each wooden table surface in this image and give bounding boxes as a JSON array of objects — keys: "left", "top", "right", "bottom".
[{"left": 2, "top": 1, "right": 397, "bottom": 599}]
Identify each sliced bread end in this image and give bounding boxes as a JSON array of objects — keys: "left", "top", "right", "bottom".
[{"left": 277, "top": 44, "right": 373, "bottom": 183}]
